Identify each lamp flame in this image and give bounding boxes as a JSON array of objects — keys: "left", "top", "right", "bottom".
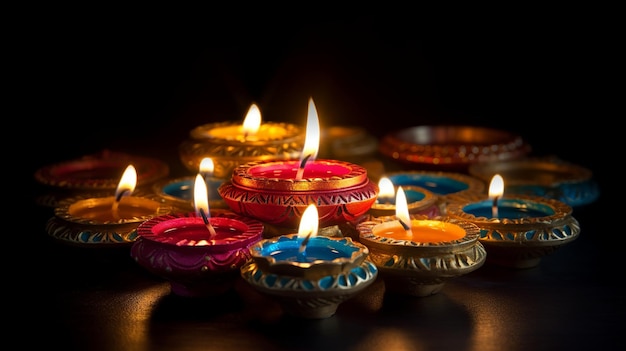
[
  {"left": 114, "top": 165, "right": 137, "bottom": 201},
  {"left": 194, "top": 174, "right": 209, "bottom": 217},
  {"left": 199, "top": 157, "right": 215, "bottom": 177},
  {"left": 297, "top": 204, "right": 319, "bottom": 256},
  {"left": 295, "top": 98, "right": 320, "bottom": 179},
  {"left": 395, "top": 186, "right": 413, "bottom": 235},
  {"left": 377, "top": 177, "right": 395, "bottom": 203},
  {"left": 488, "top": 174, "right": 504, "bottom": 199},
  {"left": 242, "top": 103, "right": 261, "bottom": 136}
]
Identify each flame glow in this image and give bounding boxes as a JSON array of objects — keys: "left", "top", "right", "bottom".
[
  {"left": 297, "top": 204, "right": 319, "bottom": 240},
  {"left": 194, "top": 174, "right": 209, "bottom": 216},
  {"left": 395, "top": 186, "right": 412, "bottom": 235},
  {"left": 488, "top": 174, "right": 504, "bottom": 200},
  {"left": 378, "top": 177, "right": 395, "bottom": 202},
  {"left": 199, "top": 157, "right": 215, "bottom": 176},
  {"left": 114, "top": 165, "right": 137, "bottom": 200},
  {"left": 300, "top": 97, "right": 320, "bottom": 163},
  {"left": 242, "top": 103, "right": 262, "bottom": 136}
]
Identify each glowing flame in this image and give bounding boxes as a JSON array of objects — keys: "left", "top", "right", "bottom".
[
  {"left": 377, "top": 177, "right": 395, "bottom": 202},
  {"left": 301, "top": 97, "right": 320, "bottom": 163},
  {"left": 194, "top": 174, "right": 209, "bottom": 217},
  {"left": 297, "top": 204, "right": 319, "bottom": 240},
  {"left": 489, "top": 174, "right": 504, "bottom": 200},
  {"left": 242, "top": 103, "right": 261, "bottom": 136},
  {"left": 114, "top": 165, "right": 137, "bottom": 200},
  {"left": 199, "top": 157, "right": 215, "bottom": 177},
  {"left": 395, "top": 186, "right": 413, "bottom": 235}
]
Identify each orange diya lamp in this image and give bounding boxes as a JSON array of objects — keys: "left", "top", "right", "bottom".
[
  {"left": 179, "top": 103, "right": 305, "bottom": 178},
  {"left": 218, "top": 98, "right": 379, "bottom": 235},
  {"left": 357, "top": 186, "right": 486, "bottom": 297},
  {"left": 131, "top": 174, "right": 264, "bottom": 297},
  {"left": 46, "top": 165, "right": 173, "bottom": 247}
]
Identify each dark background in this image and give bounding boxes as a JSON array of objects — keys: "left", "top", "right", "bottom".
[{"left": 19, "top": 8, "right": 621, "bottom": 351}]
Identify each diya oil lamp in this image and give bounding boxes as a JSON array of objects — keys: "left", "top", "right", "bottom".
[
  {"left": 378, "top": 125, "right": 531, "bottom": 172},
  {"left": 153, "top": 157, "right": 227, "bottom": 212},
  {"left": 357, "top": 187, "right": 486, "bottom": 297},
  {"left": 179, "top": 103, "right": 306, "bottom": 178},
  {"left": 240, "top": 204, "right": 378, "bottom": 319},
  {"left": 218, "top": 98, "right": 379, "bottom": 234},
  {"left": 339, "top": 176, "right": 441, "bottom": 240},
  {"left": 445, "top": 174, "right": 581, "bottom": 269},
  {"left": 131, "top": 174, "right": 264, "bottom": 297},
  {"left": 468, "top": 156, "right": 599, "bottom": 208},
  {"left": 384, "top": 170, "right": 485, "bottom": 213},
  {"left": 46, "top": 165, "right": 173, "bottom": 247},
  {"left": 34, "top": 149, "right": 169, "bottom": 208}
]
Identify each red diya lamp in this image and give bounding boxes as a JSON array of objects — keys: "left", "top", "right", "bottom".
[
  {"left": 179, "top": 103, "right": 305, "bottom": 178},
  {"left": 46, "top": 164, "right": 173, "bottom": 247},
  {"left": 218, "top": 98, "right": 379, "bottom": 232},
  {"left": 131, "top": 174, "right": 264, "bottom": 297}
]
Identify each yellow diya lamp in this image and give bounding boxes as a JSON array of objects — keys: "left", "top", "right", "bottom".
[
  {"left": 46, "top": 165, "right": 173, "bottom": 247},
  {"left": 179, "top": 103, "right": 305, "bottom": 179}
]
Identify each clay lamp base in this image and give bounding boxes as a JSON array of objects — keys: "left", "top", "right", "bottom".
[
  {"left": 468, "top": 157, "right": 600, "bottom": 208},
  {"left": 240, "top": 234, "right": 378, "bottom": 319},
  {"left": 218, "top": 159, "right": 379, "bottom": 230},
  {"left": 46, "top": 191, "right": 173, "bottom": 247},
  {"left": 131, "top": 211, "right": 264, "bottom": 297},
  {"left": 357, "top": 215, "right": 486, "bottom": 297},
  {"left": 446, "top": 193, "right": 581, "bottom": 269},
  {"left": 378, "top": 125, "right": 531, "bottom": 172}
]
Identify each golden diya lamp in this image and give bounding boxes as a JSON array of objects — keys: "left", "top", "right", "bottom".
[{"left": 178, "top": 103, "right": 305, "bottom": 179}]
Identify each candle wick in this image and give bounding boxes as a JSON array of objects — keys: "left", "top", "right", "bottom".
[
  {"left": 115, "top": 188, "right": 131, "bottom": 203},
  {"left": 295, "top": 154, "right": 312, "bottom": 180},
  {"left": 111, "top": 188, "right": 131, "bottom": 221},
  {"left": 492, "top": 196, "right": 499, "bottom": 218},
  {"left": 199, "top": 208, "right": 217, "bottom": 237},
  {"left": 397, "top": 218, "right": 411, "bottom": 230}
]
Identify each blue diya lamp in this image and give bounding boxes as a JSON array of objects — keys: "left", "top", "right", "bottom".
[
  {"left": 445, "top": 193, "right": 581, "bottom": 269},
  {"left": 369, "top": 185, "right": 440, "bottom": 218},
  {"left": 152, "top": 176, "right": 227, "bottom": 212},
  {"left": 384, "top": 171, "right": 485, "bottom": 213},
  {"left": 240, "top": 234, "right": 378, "bottom": 319},
  {"left": 468, "top": 157, "right": 600, "bottom": 208}
]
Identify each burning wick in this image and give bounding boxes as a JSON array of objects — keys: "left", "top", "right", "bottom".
[
  {"left": 491, "top": 196, "right": 499, "bottom": 218},
  {"left": 198, "top": 208, "right": 217, "bottom": 237},
  {"left": 396, "top": 217, "right": 411, "bottom": 231},
  {"left": 297, "top": 229, "right": 314, "bottom": 261},
  {"left": 295, "top": 154, "right": 312, "bottom": 180},
  {"left": 111, "top": 188, "right": 131, "bottom": 221}
]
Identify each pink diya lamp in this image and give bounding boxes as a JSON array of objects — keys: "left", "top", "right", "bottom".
[
  {"left": 357, "top": 186, "right": 486, "bottom": 297},
  {"left": 218, "top": 97, "right": 379, "bottom": 235},
  {"left": 131, "top": 174, "right": 264, "bottom": 297},
  {"left": 446, "top": 174, "right": 581, "bottom": 269},
  {"left": 152, "top": 157, "right": 226, "bottom": 212},
  {"left": 179, "top": 103, "right": 305, "bottom": 178},
  {"left": 240, "top": 204, "right": 378, "bottom": 319},
  {"left": 46, "top": 165, "right": 172, "bottom": 247}
]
